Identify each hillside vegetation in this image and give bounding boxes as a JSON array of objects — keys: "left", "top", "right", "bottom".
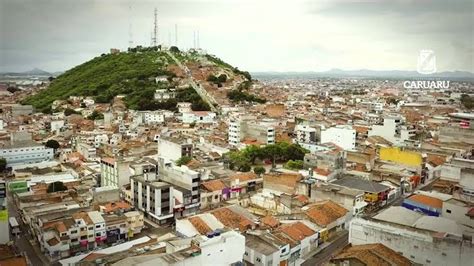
[
  {"left": 23, "top": 47, "right": 262, "bottom": 112},
  {"left": 23, "top": 47, "right": 177, "bottom": 112}
]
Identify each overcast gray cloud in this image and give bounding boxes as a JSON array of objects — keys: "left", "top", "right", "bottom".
[{"left": 0, "top": 0, "right": 472, "bottom": 72}]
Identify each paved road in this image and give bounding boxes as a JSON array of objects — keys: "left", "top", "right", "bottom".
[
  {"left": 302, "top": 230, "right": 349, "bottom": 266},
  {"left": 6, "top": 189, "right": 49, "bottom": 266}
]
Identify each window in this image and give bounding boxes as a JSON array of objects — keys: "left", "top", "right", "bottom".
[
  {"left": 414, "top": 245, "right": 418, "bottom": 249},
  {"left": 244, "top": 252, "right": 248, "bottom": 256},
  {"left": 446, "top": 209, "right": 452, "bottom": 213},
  {"left": 410, "top": 255, "right": 415, "bottom": 259},
  {"left": 256, "top": 258, "right": 262, "bottom": 262},
  {"left": 96, "top": 232, "right": 101, "bottom": 237},
  {"left": 70, "top": 230, "right": 77, "bottom": 234},
  {"left": 426, "top": 259, "right": 431, "bottom": 263},
  {"left": 442, "top": 252, "right": 447, "bottom": 256}
]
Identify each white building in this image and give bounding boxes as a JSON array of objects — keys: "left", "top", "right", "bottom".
[
  {"left": 49, "top": 120, "right": 65, "bottom": 134},
  {"left": 157, "top": 137, "right": 193, "bottom": 165},
  {"left": 94, "top": 134, "right": 109, "bottom": 148},
  {"left": 320, "top": 125, "right": 356, "bottom": 150},
  {"left": 182, "top": 111, "right": 216, "bottom": 124},
  {"left": 76, "top": 142, "right": 96, "bottom": 161},
  {"left": 0, "top": 141, "right": 54, "bottom": 166},
  {"left": 154, "top": 89, "right": 175, "bottom": 101},
  {"left": 177, "top": 102, "right": 192, "bottom": 113},
  {"left": 294, "top": 125, "right": 317, "bottom": 143},
  {"left": 368, "top": 116, "right": 416, "bottom": 145},
  {"left": 134, "top": 111, "right": 165, "bottom": 125},
  {"left": 350, "top": 212, "right": 474, "bottom": 266},
  {"left": 100, "top": 157, "right": 132, "bottom": 188},
  {"left": 228, "top": 116, "right": 275, "bottom": 147},
  {"left": 0, "top": 119, "right": 4, "bottom": 131}
]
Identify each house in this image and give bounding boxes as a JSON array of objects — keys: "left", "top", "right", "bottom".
[{"left": 331, "top": 243, "right": 414, "bottom": 266}]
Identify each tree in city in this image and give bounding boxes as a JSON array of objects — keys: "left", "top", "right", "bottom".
[
  {"left": 64, "top": 108, "right": 79, "bottom": 116},
  {"left": 176, "top": 156, "right": 192, "bottom": 166},
  {"left": 253, "top": 166, "right": 266, "bottom": 175},
  {"left": 47, "top": 181, "right": 68, "bottom": 193},
  {"left": 460, "top": 94, "right": 474, "bottom": 109},
  {"left": 284, "top": 160, "right": 304, "bottom": 170},
  {"left": 45, "top": 139, "right": 60, "bottom": 150},
  {"left": 87, "top": 110, "right": 104, "bottom": 120},
  {"left": 169, "top": 46, "right": 180, "bottom": 53},
  {"left": 0, "top": 158, "right": 6, "bottom": 172}
]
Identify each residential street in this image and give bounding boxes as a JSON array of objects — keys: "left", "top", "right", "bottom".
[
  {"left": 302, "top": 230, "right": 349, "bottom": 266},
  {"left": 6, "top": 189, "right": 49, "bottom": 266}
]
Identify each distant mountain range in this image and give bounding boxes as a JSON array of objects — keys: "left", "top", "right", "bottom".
[
  {"left": 253, "top": 69, "right": 474, "bottom": 81},
  {"left": 0, "top": 68, "right": 63, "bottom": 77}
]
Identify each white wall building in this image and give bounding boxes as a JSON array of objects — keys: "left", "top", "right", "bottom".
[
  {"left": 229, "top": 116, "right": 275, "bottom": 147},
  {"left": 182, "top": 111, "right": 216, "bottom": 124},
  {"left": 157, "top": 137, "right": 193, "bottom": 165},
  {"left": 76, "top": 142, "right": 96, "bottom": 161},
  {"left": 320, "top": 125, "right": 356, "bottom": 150},
  {"left": 0, "top": 141, "right": 54, "bottom": 166},
  {"left": 294, "top": 125, "right": 317, "bottom": 143},
  {"left": 100, "top": 158, "right": 132, "bottom": 188},
  {"left": 368, "top": 116, "right": 416, "bottom": 145},
  {"left": 349, "top": 217, "right": 474, "bottom": 266}
]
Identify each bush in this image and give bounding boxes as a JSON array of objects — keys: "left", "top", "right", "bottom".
[
  {"left": 0, "top": 158, "right": 6, "bottom": 172},
  {"left": 284, "top": 160, "right": 304, "bottom": 170},
  {"left": 87, "top": 110, "right": 104, "bottom": 120},
  {"left": 227, "top": 89, "right": 266, "bottom": 104},
  {"left": 253, "top": 166, "right": 266, "bottom": 175},
  {"left": 45, "top": 139, "right": 60, "bottom": 150},
  {"left": 64, "top": 108, "right": 80, "bottom": 116},
  {"left": 176, "top": 156, "right": 192, "bottom": 166}
]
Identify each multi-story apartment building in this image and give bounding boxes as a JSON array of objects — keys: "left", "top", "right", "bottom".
[
  {"left": 182, "top": 111, "right": 216, "bottom": 124},
  {"left": 100, "top": 157, "right": 132, "bottom": 188},
  {"left": 0, "top": 141, "right": 54, "bottom": 166},
  {"left": 320, "top": 125, "right": 356, "bottom": 151},
  {"left": 294, "top": 124, "right": 317, "bottom": 143},
  {"left": 228, "top": 116, "right": 275, "bottom": 147},
  {"left": 368, "top": 115, "right": 416, "bottom": 145},
  {"left": 157, "top": 137, "right": 193, "bottom": 165}
]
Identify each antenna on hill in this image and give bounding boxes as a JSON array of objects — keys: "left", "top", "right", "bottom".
[
  {"left": 193, "top": 31, "right": 196, "bottom": 49},
  {"left": 197, "top": 30, "right": 200, "bottom": 49},
  {"left": 168, "top": 31, "right": 171, "bottom": 46},
  {"left": 151, "top": 8, "right": 158, "bottom": 46},
  {"left": 175, "top": 24, "right": 178, "bottom": 47},
  {"left": 128, "top": 1, "right": 134, "bottom": 48}
]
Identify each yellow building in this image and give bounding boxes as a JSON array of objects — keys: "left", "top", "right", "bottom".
[{"left": 379, "top": 147, "right": 422, "bottom": 168}]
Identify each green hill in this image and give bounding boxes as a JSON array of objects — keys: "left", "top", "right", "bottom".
[
  {"left": 23, "top": 46, "right": 265, "bottom": 113},
  {"left": 23, "top": 47, "right": 211, "bottom": 112}
]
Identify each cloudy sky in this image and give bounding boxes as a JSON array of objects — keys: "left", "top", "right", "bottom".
[{"left": 0, "top": 0, "right": 473, "bottom": 72}]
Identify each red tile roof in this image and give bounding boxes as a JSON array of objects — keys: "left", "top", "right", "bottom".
[
  {"left": 332, "top": 243, "right": 413, "bottom": 266},
  {"left": 305, "top": 200, "right": 348, "bottom": 227},
  {"left": 201, "top": 179, "right": 227, "bottom": 192},
  {"left": 408, "top": 194, "right": 443, "bottom": 209}
]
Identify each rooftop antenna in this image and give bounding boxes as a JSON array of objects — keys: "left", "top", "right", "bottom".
[
  {"left": 151, "top": 7, "right": 158, "bottom": 46},
  {"left": 175, "top": 24, "right": 178, "bottom": 47},
  {"left": 168, "top": 31, "right": 171, "bottom": 46},
  {"left": 128, "top": 1, "right": 134, "bottom": 48},
  {"left": 193, "top": 31, "right": 196, "bottom": 49}
]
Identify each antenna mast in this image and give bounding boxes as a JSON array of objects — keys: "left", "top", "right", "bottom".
[
  {"left": 128, "top": 2, "right": 133, "bottom": 48},
  {"left": 152, "top": 8, "right": 158, "bottom": 46},
  {"left": 175, "top": 24, "right": 178, "bottom": 47}
]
